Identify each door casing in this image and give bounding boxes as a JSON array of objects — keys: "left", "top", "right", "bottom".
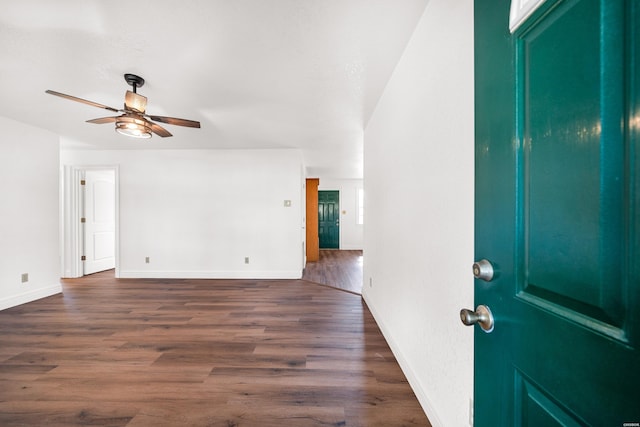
[{"left": 61, "top": 165, "right": 120, "bottom": 278}]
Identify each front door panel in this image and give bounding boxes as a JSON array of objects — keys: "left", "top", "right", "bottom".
[
  {"left": 475, "top": 1, "right": 639, "bottom": 425},
  {"left": 318, "top": 191, "right": 340, "bottom": 249}
]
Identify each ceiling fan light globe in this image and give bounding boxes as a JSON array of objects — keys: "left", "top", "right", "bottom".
[
  {"left": 115, "top": 117, "right": 152, "bottom": 139},
  {"left": 116, "top": 127, "right": 152, "bottom": 139}
]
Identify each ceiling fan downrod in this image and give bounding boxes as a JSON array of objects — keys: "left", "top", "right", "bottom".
[{"left": 123, "top": 73, "right": 145, "bottom": 94}]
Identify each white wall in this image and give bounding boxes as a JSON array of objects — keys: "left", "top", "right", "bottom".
[
  {"left": 61, "top": 148, "right": 305, "bottom": 279},
  {"left": 0, "top": 117, "right": 61, "bottom": 310},
  {"left": 318, "top": 178, "right": 363, "bottom": 250},
  {"left": 362, "top": 1, "right": 474, "bottom": 426}
]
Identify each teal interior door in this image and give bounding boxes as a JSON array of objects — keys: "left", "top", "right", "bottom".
[
  {"left": 474, "top": 1, "right": 639, "bottom": 425},
  {"left": 318, "top": 191, "right": 339, "bottom": 249}
]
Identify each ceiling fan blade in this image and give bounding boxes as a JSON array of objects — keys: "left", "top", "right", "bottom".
[
  {"left": 148, "top": 121, "right": 173, "bottom": 137},
  {"left": 147, "top": 115, "right": 201, "bottom": 128},
  {"left": 86, "top": 116, "right": 118, "bottom": 124},
  {"left": 45, "top": 90, "right": 120, "bottom": 113},
  {"left": 125, "top": 90, "right": 147, "bottom": 113}
]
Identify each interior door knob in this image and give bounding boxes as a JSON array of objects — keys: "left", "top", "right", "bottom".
[
  {"left": 473, "top": 259, "right": 494, "bottom": 281},
  {"left": 460, "top": 305, "right": 494, "bottom": 333}
]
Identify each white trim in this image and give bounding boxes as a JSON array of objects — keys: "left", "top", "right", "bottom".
[
  {"left": 119, "top": 270, "right": 303, "bottom": 280},
  {"left": 363, "top": 292, "right": 445, "bottom": 427},
  {"left": 61, "top": 165, "right": 120, "bottom": 278},
  {"left": 60, "top": 166, "right": 82, "bottom": 277},
  {"left": 0, "top": 284, "right": 62, "bottom": 312},
  {"left": 509, "top": 0, "right": 548, "bottom": 33},
  {"left": 356, "top": 187, "right": 364, "bottom": 225}
]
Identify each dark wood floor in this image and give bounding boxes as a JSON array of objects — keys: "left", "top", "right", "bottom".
[
  {"left": 302, "top": 250, "right": 363, "bottom": 294},
  {"left": 0, "top": 271, "right": 430, "bottom": 426}
]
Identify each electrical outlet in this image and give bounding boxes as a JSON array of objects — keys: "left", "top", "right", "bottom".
[
  {"left": 21, "top": 273, "right": 29, "bottom": 283},
  {"left": 145, "top": 257, "right": 150, "bottom": 264},
  {"left": 245, "top": 257, "right": 250, "bottom": 264}
]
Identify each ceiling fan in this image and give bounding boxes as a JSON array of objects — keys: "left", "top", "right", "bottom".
[{"left": 46, "top": 73, "right": 201, "bottom": 139}]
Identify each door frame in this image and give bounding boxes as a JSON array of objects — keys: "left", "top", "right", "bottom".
[
  {"left": 61, "top": 165, "right": 120, "bottom": 278},
  {"left": 305, "top": 178, "right": 320, "bottom": 262}
]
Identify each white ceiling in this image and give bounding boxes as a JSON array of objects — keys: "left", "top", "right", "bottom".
[{"left": 0, "top": 0, "right": 428, "bottom": 179}]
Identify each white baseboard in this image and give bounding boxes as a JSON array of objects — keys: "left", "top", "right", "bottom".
[
  {"left": 362, "top": 292, "right": 444, "bottom": 427},
  {"left": 0, "top": 283, "right": 63, "bottom": 311},
  {"left": 118, "top": 270, "right": 303, "bottom": 280}
]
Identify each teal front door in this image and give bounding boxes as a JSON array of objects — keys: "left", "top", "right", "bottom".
[
  {"left": 318, "top": 191, "right": 339, "bottom": 249},
  {"left": 474, "top": 1, "right": 639, "bottom": 425}
]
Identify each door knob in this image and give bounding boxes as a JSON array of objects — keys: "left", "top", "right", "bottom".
[
  {"left": 460, "top": 305, "right": 494, "bottom": 333},
  {"left": 473, "top": 259, "right": 494, "bottom": 281}
]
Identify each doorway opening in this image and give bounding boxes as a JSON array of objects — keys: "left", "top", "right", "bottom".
[{"left": 61, "top": 165, "right": 119, "bottom": 278}]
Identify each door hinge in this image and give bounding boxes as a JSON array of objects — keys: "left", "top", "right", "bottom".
[
  {"left": 81, "top": 217, "right": 86, "bottom": 223},
  {"left": 80, "top": 179, "right": 86, "bottom": 185},
  {"left": 81, "top": 255, "right": 86, "bottom": 261}
]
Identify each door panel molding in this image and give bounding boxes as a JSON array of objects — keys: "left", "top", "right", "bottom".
[
  {"left": 515, "top": 290, "right": 628, "bottom": 343},
  {"left": 516, "top": 0, "right": 629, "bottom": 336},
  {"left": 513, "top": 370, "right": 585, "bottom": 426}
]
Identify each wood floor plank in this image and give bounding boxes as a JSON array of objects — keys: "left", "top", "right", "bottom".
[
  {"left": 0, "top": 270, "right": 430, "bottom": 426},
  {"left": 127, "top": 403, "right": 347, "bottom": 427},
  {"left": 0, "top": 401, "right": 137, "bottom": 427},
  {"left": 302, "top": 249, "right": 364, "bottom": 294}
]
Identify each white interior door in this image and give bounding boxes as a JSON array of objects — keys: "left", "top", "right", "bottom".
[{"left": 83, "top": 169, "right": 115, "bottom": 275}]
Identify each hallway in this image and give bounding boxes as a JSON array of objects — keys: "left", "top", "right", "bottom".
[{"left": 302, "top": 250, "right": 363, "bottom": 294}]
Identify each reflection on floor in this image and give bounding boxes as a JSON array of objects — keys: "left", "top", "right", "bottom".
[
  {"left": 302, "top": 249, "right": 363, "bottom": 294},
  {"left": 0, "top": 270, "right": 430, "bottom": 426}
]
